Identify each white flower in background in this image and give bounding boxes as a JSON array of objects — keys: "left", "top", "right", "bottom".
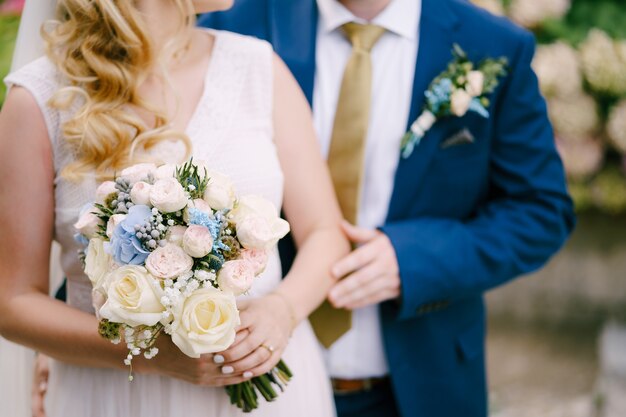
[
  {"left": 217, "top": 260, "right": 256, "bottom": 296},
  {"left": 580, "top": 30, "right": 626, "bottom": 97},
  {"left": 231, "top": 196, "right": 290, "bottom": 250},
  {"left": 555, "top": 137, "right": 604, "bottom": 180},
  {"left": 607, "top": 100, "right": 626, "bottom": 154},
  {"left": 150, "top": 178, "right": 188, "bottom": 213},
  {"left": 120, "top": 163, "right": 157, "bottom": 184},
  {"left": 84, "top": 238, "right": 114, "bottom": 287},
  {"left": 203, "top": 171, "right": 236, "bottom": 211},
  {"left": 548, "top": 94, "right": 599, "bottom": 142},
  {"left": 240, "top": 249, "right": 269, "bottom": 275},
  {"left": 170, "top": 287, "right": 240, "bottom": 358},
  {"left": 509, "top": 0, "right": 571, "bottom": 28},
  {"left": 145, "top": 243, "right": 194, "bottom": 280},
  {"left": 182, "top": 225, "right": 214, "bottom": 258},
  {"left": 130, "top": 181, "right": 153, "bottom": 206},
  {"left": 95, "top": 181, "right": 117, "bottom": 204},
  {"left": 450, "top": 89, "right": 473, "bottom": 117},
  {"left": 166, "top": 225, "right": 188, "bottom": 246},
  {"left": 74, "top": 206, "right": 103, "bottom": 239},
  {"left": 470, "top": 0, "right": 505, "bottom": 16},
  {"left": 183, "top": 198, "right": 213, "bottom": 223},
  {"left": 533, "top": 42, "right": 582, "bottom": 98},
  {"left": 99, "top": 266, "right": 166, "bottom": 327},
  {"left": 105, "top": 214, "right": 127, "bottom": 239},
  {"left": 155, "top": 163, "right": 177, "bottom": 180}
]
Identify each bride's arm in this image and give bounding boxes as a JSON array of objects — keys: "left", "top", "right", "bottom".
[
  {"left": 216, "top": 55, "right": 349, "bottom": 377},
  {"left": 0, "top": 88, "right": 235, "bottom": 386}
]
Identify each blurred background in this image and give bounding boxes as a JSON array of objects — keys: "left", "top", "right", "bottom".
[{"left": 1, "top": 0, "right": 625, "bottom": 416}]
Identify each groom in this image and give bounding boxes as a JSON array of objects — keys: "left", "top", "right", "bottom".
[{"left": 200, "top": 0, "right": 574, "bottom": 416}]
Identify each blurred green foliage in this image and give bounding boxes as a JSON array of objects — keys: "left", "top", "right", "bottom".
[
  {"left": 0, "top": 14, "right": 19, "bottom": 107},
  {"left": 536, "top": 0, "right": 626, "bottom": 45}
]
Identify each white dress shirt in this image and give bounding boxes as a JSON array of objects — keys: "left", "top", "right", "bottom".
[{"left": 313, "top": 0, "right": 421, "bottom": 379}]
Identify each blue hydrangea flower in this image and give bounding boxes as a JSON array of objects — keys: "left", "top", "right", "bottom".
[{"left": 107, "top": 205, "right": 152, "bottom": 265}]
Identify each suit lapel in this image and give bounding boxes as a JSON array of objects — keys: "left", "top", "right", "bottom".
[
  {"left": 270, "top": 0, "right": 318, "bottom": 105},
  {"left": 387, "top": 0, "right": 461, "bottom": 221}
]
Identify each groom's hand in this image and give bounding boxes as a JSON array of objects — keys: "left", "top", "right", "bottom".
[{"left": 328, "top": 221, "right": 401, "bottom": 310}]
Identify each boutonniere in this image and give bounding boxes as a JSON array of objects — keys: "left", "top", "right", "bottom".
[{"left": 400, "top": 44, "right": 508, "bottom": 159}]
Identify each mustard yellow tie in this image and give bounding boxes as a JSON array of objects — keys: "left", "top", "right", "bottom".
[{"left": 310, "top": 23, "right": 386, "bottom": 349}]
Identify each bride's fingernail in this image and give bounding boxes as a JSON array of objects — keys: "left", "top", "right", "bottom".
[
  {"left": 243, "top": 371, "right": 253, "bottom": 379},
  {"left": 213, "top": 354, "right": 225, "bottom": 364},
  {"left": 222, "top": 366, "right": 234, "bottom": 375}
]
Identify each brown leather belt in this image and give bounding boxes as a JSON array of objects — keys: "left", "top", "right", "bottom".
[{"left": 331, "top": 377, "right": 389, "bottom": 394}]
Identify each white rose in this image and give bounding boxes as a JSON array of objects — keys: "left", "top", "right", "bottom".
[
  {"left": 170, "top": 287, "right": 240, "bottom": 358},
  {"left": 130, "top": 181, "right": 153, "bottom": 206},
  {"left": 166, "top": 225, "right": 188, "bottom": 246},
  {"left": 84, "top": 238, "right": 114, "bottom": 287},
  {"left": 230, "top": 196, "right": 290, "bottom": 250},
  {"left": 98, "top": 266, "right": 165, "bottom": 327},
  {"left": 95, "top": 181, "right": 117, "bottom": 204},
  {"left": 217, "top": 260, "right": 256, "bottom": 296},
  {"left": 155, "top": 164, "right": 177, "bottom": 180},
  {"left": 150, "top": 178, "right": 188, "bottom": 213},
  {"left": 74, "top": 207, "right": 102, "bottom": 239},
  {"left": 182, "top": 225, "right": 214, "bottom": 258},
  {"left": 183, "top": 199, "right": 213, "bottom": 223},
  {"left": 106, "top": 214, "right": 127, "bottom": 239},
  {"left": 145, "top": 243, "right": 193, "bottom": 280},
  {"left": 450, "top": 89, "right": 473, "bottom": 117},
  {"left": 120, "top": 163, "right": 157, "bottom": 184},
  {"left": 466, "top": 71, "right": 485, "bottom": 97},
  {"left": 203, "top": 171, "right": 236, "bottom": 210},
  {"left": 240, "top": 249, "right": 269, "bottom": 275}
]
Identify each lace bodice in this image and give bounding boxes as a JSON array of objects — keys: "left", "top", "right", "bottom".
[{"left": 5, "top": 30, "right": 283, "bottom": 312}]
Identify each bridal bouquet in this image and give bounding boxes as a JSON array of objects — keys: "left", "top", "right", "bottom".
[{"left": 74, "top": 160, "right": 292, "bottom": 412}]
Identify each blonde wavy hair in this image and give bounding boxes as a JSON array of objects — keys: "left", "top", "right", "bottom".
[{"left": 43, "top": 0, "right": 195, "bottom": 180}]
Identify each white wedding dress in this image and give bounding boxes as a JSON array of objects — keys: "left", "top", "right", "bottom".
[{"left": 5, "top": 30, "right": 335, "bottom": 417}]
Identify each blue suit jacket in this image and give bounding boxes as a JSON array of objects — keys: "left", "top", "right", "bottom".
[{"left": 200, "top": 1, "right": 575, "bottom": 416}]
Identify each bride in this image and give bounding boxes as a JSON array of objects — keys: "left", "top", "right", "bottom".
[{"left": 0, "top": 1, "right": 348, "bottom": 416}]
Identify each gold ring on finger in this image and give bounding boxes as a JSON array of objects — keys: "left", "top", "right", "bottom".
[{"left": 260, "top": 344, "right": 275, "bottom": 354}]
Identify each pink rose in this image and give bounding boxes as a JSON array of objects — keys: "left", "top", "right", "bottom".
[
  {"left": 145, "top": 244, "right": 193, "bottom": 280},
  {"left": 450, "top": 89, "right": 472, "bottom": 117},
  {"left": 92, "top": 288, "right": 107, "bottom": 321},
  {"left": 183, "top": 198, "right": 213, "bottom": 223},
  {"left": 217, "top": 260, "right": 256, "bottom": 296},
  {"left": 166, "top": 225, "right": 188, "bottom": 246},
  {"left": 155, "top": 164, "right": 177, "bottom": 180},
  {"left": 120, "top": 163, "right": 157, "bottom": 184},
  {"left": 182, "top": 225, "right": 214, "bottom": 258},
  {"left": 74, "top": 206, "right": 102, "bottom": 239},
  {"left": 130, "top": 181, "right": 152, "bottom": 206},
  {"left": 106, "top": 214, "right": 127, "bottom": 239},
  {"left": 150, "top": 178, "right": 188, "bottom": 213},
  {"left": 240, "top": 249, "right": 269, "bottom": 275},
  {"left": 466, "top": 71, "right": 485, "bottom": 97}
]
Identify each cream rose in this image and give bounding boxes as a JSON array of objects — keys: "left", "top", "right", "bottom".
[
  {"left": 182, "top": 225, "right": 214, "bottom": 258},
  {"left": 84, "top": 238, "right": 114, "bottom": 287},
  {"left": 98, "top": 266, "right": 165, "bottom": 327},
  {"left": 230, "top": 196, "right": 290, "bottom": 250},
  {"left": 166, "top": 225, "right": 188, "bottom": 246},
  {"left": 95, "top": 181, "right": 117, "bottom": 204},
  {"left": 74, "top": 207, "right": 102, "bottom": 239},
  {"left": 145, "top": 243, "right": 193, "bottom": 280},
  {"left": 183, "top": 199, "right": 213, "bottom": 223},
  {"left": 170, "top": 287, "right": 240, "bottom": 358},
  {"left": 106, "top": 214, "right": 127, "bottom": 239},
  {"left": 203, "top": 171, "right": 236, "bottom": 210},
  {"left": 217, "top": 260, "right": 256, "bottom": 296},
  {"left": 450, "top": 89, "right": 473, "bottom": 117},
  {"left": 120, "top": 163, "right": 157, "bottom": 184},
  {"left": 240, "top": 249, "right": 269, "bottom": 275},
  {"left": 155, "top": 163, "right": 177, "bottom": 180},
  {"left": 130, "top": 181, "right": 152, "bottom": 206},
  {"left": 150, "top": 178, "right": 188, "bottom": 213},
  {"left": 466, "top": 71, "right": 485, "bottom": 97}
]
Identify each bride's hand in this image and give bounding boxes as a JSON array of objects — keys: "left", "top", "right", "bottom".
[
  {"left": 216, "top": 294, "right": 295, "bottom": 379},
  {"left": 134, "top": 334, "right": 251, "bottom": 387}
]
